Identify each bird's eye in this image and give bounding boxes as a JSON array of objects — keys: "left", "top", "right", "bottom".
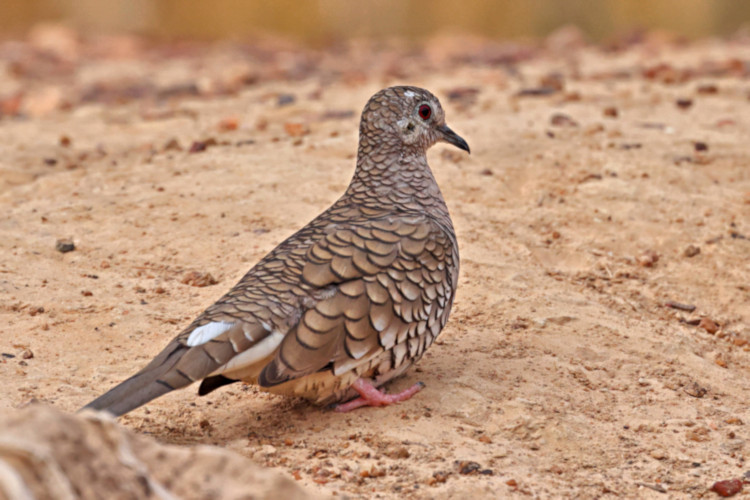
[{"left": 418, "top": 104, "right": 432, "bottom": 120}]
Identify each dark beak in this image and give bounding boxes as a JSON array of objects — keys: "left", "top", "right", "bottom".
[{"left": 437, "top": 124, "right": 470, "bottom": 154}]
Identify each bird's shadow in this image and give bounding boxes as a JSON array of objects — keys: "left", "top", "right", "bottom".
[
  {"left": 129, "top": 374, "right": 437, "bottom": 448},
  {"left": 129, "top": 394, "right": 317, "bottom": 447}
]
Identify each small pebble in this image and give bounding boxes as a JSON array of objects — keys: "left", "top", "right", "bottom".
[
  {"left": 457, "top": 461, "right": 481, "bottom": 475},
  {"left": 684, "top": 382, "right": 707, "bottom": 398},
  {"left": 277, "top": 93, "right": 296, "bottom": 106},
  {"left": 697, "top": 84, "right": 718, "bottom": 95},
  {"left": 538, "top": 73, "right": 564, "bottom": 92},
  {"left": 428, "top": 471, "right": 449, "bottom": 485},
  {"left": 217, "top": 116, "right": 239, "bottom": 132},
  {"left": 550, "top": 113, "right": 579, "bottom": 127},
  {"left": 55, "top": 239, "right": 75, "bottom": 253},
  {"left": 189, "top": 138, "right": 217, "bottom": 153},
  {"left": 699, "top": 318, "right": 719, "bottom": 334},
  {"left": 684, "top": 245, "right": 701, "bottom": 257},
  {"left": 638, "top": 250, "right": 660, "bottom": 267},
  {"left": 181, "top": 271, "right": 218, "bottom": 287},
  {"left": 715, "top": 353, "right": 728, "bottom": 368},
  {"left": 516, "top": 87, "right": 558, "bottom": 97},
  {"left": 284, "top": 122, "right": 309, "bottom": 137},
  {"left": 665, "top": 301, "right": 696, "bottom": 312},
  {"left": 163, "top": 138, "right": 182, "bottom": 151},
  {"left": 28, "top": 306, "right": 45, "bottom": 316}
]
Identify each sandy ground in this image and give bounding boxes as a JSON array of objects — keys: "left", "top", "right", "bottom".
[{"left": 1, "top": 29, "right": 750, "bottom": 498}]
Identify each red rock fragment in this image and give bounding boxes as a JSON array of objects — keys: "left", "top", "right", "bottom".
[
  {"left": 181, "top": 271, "right": 218, "bottom": 287},
  {"left": 699, "top": 318, "right": 719, "bottom": 334},
  {"left": 0, "top": 92, "right": 24, "bottom": 117},
  {"left": 711, "top": 479, "right": 742, "bottom": 497},
  {"left": 697, "top": 84, "right": 718, "bottom": 95},
  {"left": 284, "top": 122, "right": 309, "bottom": 137},
  {"left": 218, "top": 116, "right": 240, "bottom": 132}
]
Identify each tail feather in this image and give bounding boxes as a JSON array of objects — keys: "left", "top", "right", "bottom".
[
  {"left": 81, "top": 341, "right": 193, "bottom": 417},
  {"left": 82, "top": 321, "right": 271, "bottom": 416}
]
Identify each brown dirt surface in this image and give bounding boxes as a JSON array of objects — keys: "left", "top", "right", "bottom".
[{"left": 1, "top": 27, "right": 749, "bottom": 498}]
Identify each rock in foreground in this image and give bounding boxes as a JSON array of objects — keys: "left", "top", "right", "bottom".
[{"left": 0, "top": 405, "right": 315, "bottom": 500}]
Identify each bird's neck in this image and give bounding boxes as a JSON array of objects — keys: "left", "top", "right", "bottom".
[{"left": 345, "top": 141, "right": 452, "bottom": 222}]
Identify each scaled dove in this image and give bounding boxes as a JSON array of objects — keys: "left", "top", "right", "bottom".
[{"left": 83, "top": 86, "right": 470, "bottom": 416}]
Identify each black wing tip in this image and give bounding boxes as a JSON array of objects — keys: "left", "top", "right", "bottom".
[{"left": 198, "top": 375, "right": 239, "bottom": 396}]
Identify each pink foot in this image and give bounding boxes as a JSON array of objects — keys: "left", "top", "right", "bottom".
[{"left": 334, "top": 379, "right": 425, "bottom": 413}]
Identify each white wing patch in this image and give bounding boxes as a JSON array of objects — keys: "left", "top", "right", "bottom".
[
  {"left": 186, "top": 321, "right": 235, "bottom": 347},
  {"left": 213, "top": 330, "right": 285, "bottom": 376}
]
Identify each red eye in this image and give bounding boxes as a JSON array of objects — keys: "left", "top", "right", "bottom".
[{"left": 418, "top": 104, "right": 432, "bottom": 120}]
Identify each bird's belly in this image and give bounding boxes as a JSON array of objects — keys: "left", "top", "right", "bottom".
[{"left": 260, "top": 334, "right": 434, "bottom": 405}]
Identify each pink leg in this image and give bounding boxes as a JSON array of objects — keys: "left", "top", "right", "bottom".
[{"left": 334, "top": 379, "right": 425, "bottom": 413}]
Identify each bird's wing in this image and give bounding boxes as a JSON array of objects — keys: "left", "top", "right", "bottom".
[{"left": 257, "top": 214, "right": 457, "bottom": 387}]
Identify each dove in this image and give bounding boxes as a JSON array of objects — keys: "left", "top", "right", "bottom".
[{"left": 83, "top": 86, "right": 469, "bottom": 416}]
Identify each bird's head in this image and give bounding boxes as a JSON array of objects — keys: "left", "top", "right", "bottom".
[{"left": 359, "top": 86, "right": 470, "bottom": 155}]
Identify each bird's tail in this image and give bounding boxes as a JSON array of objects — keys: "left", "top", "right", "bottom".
[
  {"left": 81, "top": 340, "right": 206, "bottom": 417},
  {"left": 82, "top": 321, "right": 269, "bottom": 416}
]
